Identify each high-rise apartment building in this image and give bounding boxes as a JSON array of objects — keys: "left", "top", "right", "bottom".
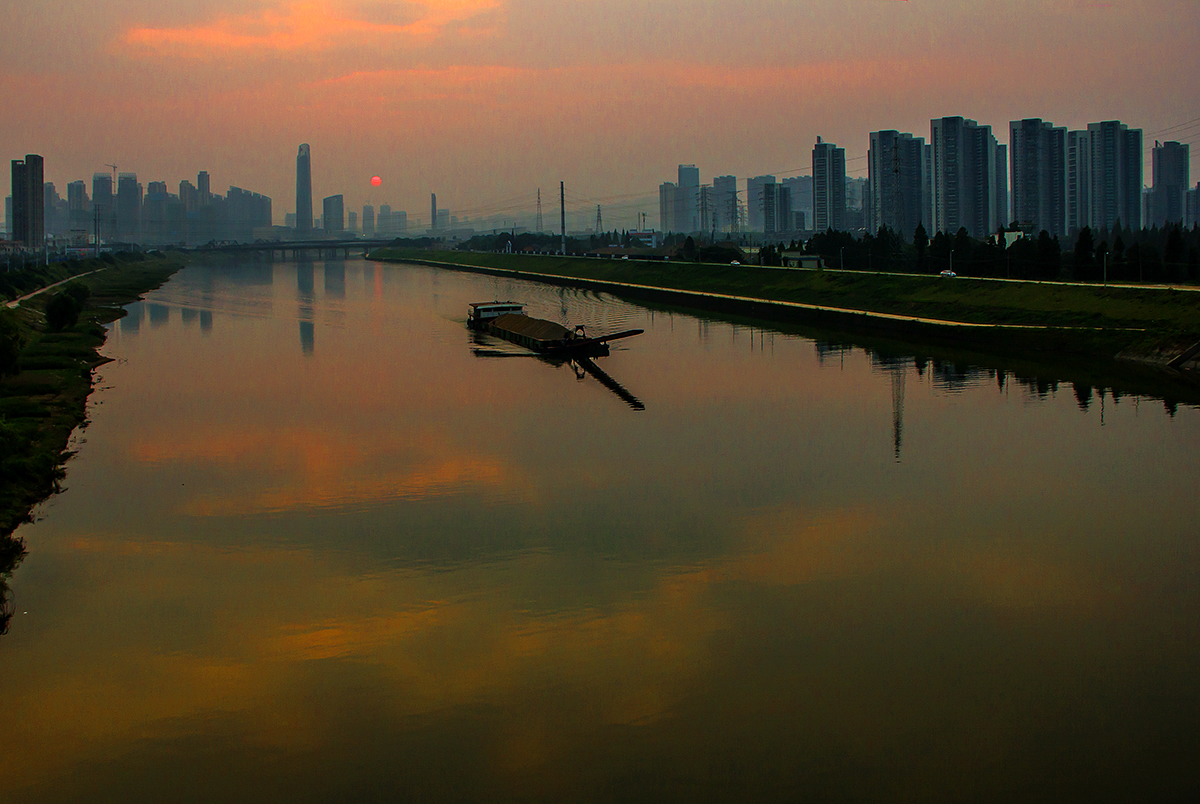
[
  {"left": 116, "top": 173, "right": 141, "bottom": 242},
  {"left": 1086, "top": 121, "right": 1143, "bottom": 231},
  {"left": 1010, "top": 119, "right": 1066, "bottom": 236},
  {"left": 179, "top": 180, "right": 199, "bottom": 213},
  {"left": 362, "top": 204, "right": 375, "bottom": 236},
  {"left": 659, "top": 182, "right": 677, "bottom": 233},
  {"left": 296, "top": 145, "right": 313, "bottom": 232},
  {"left": 1066, "top": 130, "right": 1092, "bottom": 233},
  {"left": 1151, "top": 141, "right": 1190, "bottom": 227},
  {"left": 430, "top": 193, "right": 438, "bottom": 231},
  {"left": 867, "top": 130, "right": 929, "bottom": 239},
  {"left": 746, "top": 175, "right": 776, "bottom": 232},
  {"left": 10, "top": 154, "right": 45, "bottom": 247},
  {"left": 783, "top": 176, "right": 814, "bottom": 229},
  {"left": 712, "top": 175, "right": 738, "bottom": 233},
  {"left": 67, "top": 180, "right": 89, "bottom": 233},
  {"left": 931, "top": 117, "right": 1005, "bottom": 239},
  {"left": 812, "top": 138, "right": 846, "bottom": 232},
  {"left": 323, "top": 195, "right": 344, "bottom": 232},
  {"left": 675, "top": 164, "right": 700, "bottom": 233},
  {"left": 760, "top": 182, "right": 793, "bottom": 236}
]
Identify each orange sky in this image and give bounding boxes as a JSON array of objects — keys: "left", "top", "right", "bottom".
[{"left": 4, "top": 0, "right": 1198, "bottom": 230}]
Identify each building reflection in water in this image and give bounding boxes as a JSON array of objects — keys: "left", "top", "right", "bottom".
[
  {"left": 297, "top": 260, "right": 315, "bottom": 357},
  {"left": 323, "top": 262, "right": 345, "bottom": 300}
]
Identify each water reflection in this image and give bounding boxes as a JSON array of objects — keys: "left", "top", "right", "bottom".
[
  {"left": 2, "top": 259, "right": 1198, "bottom": 801},
  {"left": 0, "top": 533, "right": 25, "bottom": 636}
]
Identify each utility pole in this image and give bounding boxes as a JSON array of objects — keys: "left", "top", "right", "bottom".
[
  {"left": 560, "top": 181, "right": 566, "bottom": 256},
  {"left": 536, "top": 188, "right": 543, "bottom": 233}
]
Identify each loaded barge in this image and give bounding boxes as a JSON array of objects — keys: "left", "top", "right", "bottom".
[{"left": 468, "top": 302, "right": 643, "bottom": 356}]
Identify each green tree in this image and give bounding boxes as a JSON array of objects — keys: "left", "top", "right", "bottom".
[
  {"left": 913, "top": 222, "right": 929, "bottom": 273},
  {"left": 1074, "top": 226, "right": 1095, "bottom": 280},
  {"left": 45, "top": 292, "right": 83, "bottom": 332},
  {"left": 0, "top": 311, "right": 22, "bottom": 376}
]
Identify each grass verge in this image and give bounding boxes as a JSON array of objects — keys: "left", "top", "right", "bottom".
[{"left": 370, "top": 248, "right": 1200, "bottom": 358}]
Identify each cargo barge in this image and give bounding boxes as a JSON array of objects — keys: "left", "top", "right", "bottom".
[{"left": 468, "top": 302, "right": 642, "bottom": 356}]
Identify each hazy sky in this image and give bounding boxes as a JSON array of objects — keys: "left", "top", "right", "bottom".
[{"left": 4, "top": 0, "right": 1198, "bottom": 228}]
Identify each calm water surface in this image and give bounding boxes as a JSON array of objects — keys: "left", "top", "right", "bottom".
[{"left": 3, "top": 259, "right": 1199, "bottom": 802}]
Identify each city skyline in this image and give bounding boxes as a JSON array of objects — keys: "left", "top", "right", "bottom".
[{"left": 3, "top": 1, "right": 1198, "bottom": 227}]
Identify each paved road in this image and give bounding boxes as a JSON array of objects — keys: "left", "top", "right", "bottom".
[{"left": 4, "top": 268, "right": 107, "bottom": 309}]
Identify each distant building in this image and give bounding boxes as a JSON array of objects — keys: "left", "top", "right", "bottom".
[
  {"left": 323, "top": 194, "right": 344, "bottom": 233},
  {"left": 92, "top": 173, "right": 114, "bottom": 243},
  {"left": 362, "top": 204, "right": 375, "bottom": 236},
  {"left": 1010, "top": 119, "right": 1066, "bottom": 236},
  {"left": 430, "top": 193, "right": 438, "bottom": 231},
  {"left": 931, "top": 116, "right": 1005, "bottom": 239},
  {"left": 1086, "top": 121, "right": 1143, "bottom": 231},
  {"left": 783, "top": 176, "right": 814, "bottom": 229},
  {"left": 348, "top": 211, "right": 357, "bottom": 232},
  {"left": 436, "top": 208, "right": 449, "bottom": 231},
  {"left": 1185, "top": 183, "right": 1200, "bottom": 229},
  {"left": 296, "top": 145, "right": 313, "bottom": 232},
  {"left": 760, "top": 181, "right": 793, "bottom": 235},
  {"left": 227, "top": 187, "right": 272, "bottom": 242},
  {"left": 67, "top": 180, "right": 89, "bottom": 233},
  {"left": 10, "top": 154, "right": 45, "bottom": 247},
  {"left": 1151, "top": 141, "right": 1190, "bottom": 227},
  {"left": 179, "top": 180, "right": 198, "bottom": 214},
  {"left": 746, "top": 175, "right": 775, "bottom": 232},
  {"left": 812, "top": 138, "right": 845, "bottom": 232},
  {"left": 116, "top": 173, "right": 141, "bottom": 242},
  {"left": 659, "top": 182, "right": 677, "bottom": 233},
  {"left": 675, "top": 164, "right": 700, "bottom": 233},
  {"left": 1066, "top": 130, "right": 1092, "bottom": 233},
  {"left": 712, "top": 175, "right": 738, "bottom": 232},
  {"left": 867, "top": 130, "right": 929, "bottom": 239},
  {"left": 197, "top": 171, "right": 211, "bottom": 206}
]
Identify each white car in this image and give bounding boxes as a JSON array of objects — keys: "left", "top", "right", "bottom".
[{"left": 940, "top": 269, "right": 956, "bottom": 278}]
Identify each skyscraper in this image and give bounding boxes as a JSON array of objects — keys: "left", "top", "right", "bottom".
[
  {"left": 197, "top": 171, "right": 211, "bottom": 206},
  {"left": 676, "top": 164, "right": 700, "bottom": 233},
  {"left": 363, "top": 204, "right": 375, "bottom": 236},
  {"left": 1151, "top": 141, "right": 1190, "bottom": 227},
  {"left": 1085, "top": 121, "right": 1143, "bottom": 231},
  {"left": 116, "top": 173, "right": 141, "bottom": 242},
  {"left": 323, "top": 195, "right": 344, "bottom": 233},
  {"left": 1066, "top": 130, "right": 1092, "bottom": 233},
  {"left": 867, "top": 130, "right": 929, "bottom": 239},
  {"left": 296, "top": 145, "right": 313, "bottom": 232},
  {"left": 812, "top": 138, "right": 846, "bottom": 232},
  {"left": 1010, "top": 119, "right": 1066, "bottom": 236},
  {"left": 931, "top": 117, "right": 1005, "bottom": 239},
  {"left": 430, "top": 193, "right": 438, "bottom": 232},
  {"left": 10, "top": 154, "right": 45, "bottom": 247}
]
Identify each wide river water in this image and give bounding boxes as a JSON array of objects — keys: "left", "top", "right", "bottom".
[{"left": 3, "top": 259, "right": 1199, "bottom": 802}]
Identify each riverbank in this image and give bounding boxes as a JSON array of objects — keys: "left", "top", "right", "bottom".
[
  {"left": 0, "top": 253, "right": 183, "bottom": 543},
  {"left": 368, "top": 248, "right": 1200, "bottom": 363}
]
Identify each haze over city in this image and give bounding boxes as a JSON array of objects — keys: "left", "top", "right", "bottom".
[{"left": 5, "top": 0, "right": 1198, "bottom": 228}]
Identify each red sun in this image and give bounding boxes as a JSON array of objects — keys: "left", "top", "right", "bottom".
[{"left": 370, "top": 176, "right": 382, "bottom": 187}]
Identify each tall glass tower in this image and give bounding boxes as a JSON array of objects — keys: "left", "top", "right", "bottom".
[{"left": 296, "top": 144, "right": 313, "bottom": 232}]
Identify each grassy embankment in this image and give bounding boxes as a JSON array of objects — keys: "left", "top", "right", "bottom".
[
  {"left": 0, "top": 253, "right": 183, "bottom": 541},
  {"left": 370, "top": 248, "right": 1200, "bottom": 360}
]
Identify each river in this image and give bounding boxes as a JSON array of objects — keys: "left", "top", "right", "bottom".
[{"left": 3, "top": 258, "right": 1199, "bottom": 802}]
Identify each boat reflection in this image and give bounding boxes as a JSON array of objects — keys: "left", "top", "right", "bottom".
[{"left": 471, "top": 342, "right": 646, "bottom": 411}]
